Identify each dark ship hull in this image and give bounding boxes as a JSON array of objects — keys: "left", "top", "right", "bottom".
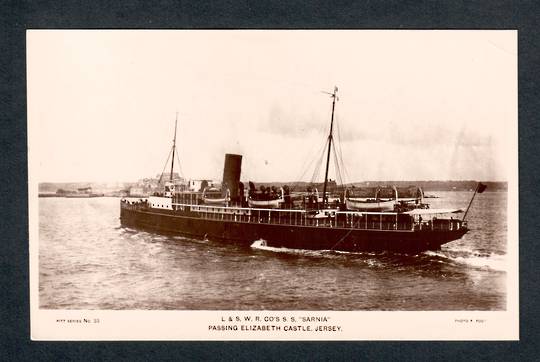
[{"left": 120, "top": 206, "right": 467, "bottom": 254}]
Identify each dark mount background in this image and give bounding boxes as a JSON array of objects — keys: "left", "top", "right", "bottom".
[{"left": 2, "top": 1, "right": 539, "bottom": 361}]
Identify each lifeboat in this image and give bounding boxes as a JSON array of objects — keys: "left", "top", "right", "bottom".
[
  {"left": 344, "top": 186, "right": 398, "bottom": 211},
  {"left": 248, "top": 186, "right": 284, "bottom": 209},
  {"left": 202, "top": 188, "right": 230, "bottom": 205}
]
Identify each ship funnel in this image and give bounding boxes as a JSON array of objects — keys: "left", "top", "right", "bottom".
[{"left": 222, "top": 154, "right": 242, "bottom": 201}]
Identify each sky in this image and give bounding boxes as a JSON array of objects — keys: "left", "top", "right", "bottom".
[{"left": 27, "top": 30, "right": 517, "bottom": 183}]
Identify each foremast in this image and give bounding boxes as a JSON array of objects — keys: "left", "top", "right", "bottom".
[
  {"left": 321, "top": 86, "right": 338, "bottom": 209},
  {"left": 157, "top": 112, "right": 181, "bottom": 197},
  {"left": 170, "top": 112, "right": 178, "bottom": 183}
]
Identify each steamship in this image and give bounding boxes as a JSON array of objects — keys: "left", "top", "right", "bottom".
[{"left": 120, "top": 88, "right": 480, "bottom": 253}]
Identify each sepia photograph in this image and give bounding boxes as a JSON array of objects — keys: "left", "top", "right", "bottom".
[{"left": 28, "top": 30, "right": 518, "bottom": 340}]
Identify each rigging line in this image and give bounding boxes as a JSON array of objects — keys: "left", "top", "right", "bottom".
[
  {"left": 291, "top": 103, "right": 332, "bottom": 186},
  {"left": 335, "top": 115, "right": 351, "bottom": 185},
  {"left": 294, "top": 127, "right": 332, "bottom": 184},
  {"left": 332, "top": 141, "right": 346, "bottom": 187},
  {"left": 294, "top": 91, "right": 338, "bottom": 188},
  {"left": 310, "top": 138, "right": 328, "bottom": 184},
  {"left": 157, "top": 147, "right": 174, "bottom": 184},
  {"left": 292, "top": 151, "right": 313, "bottom": 185},
  {"left": 335, "top": 139, "right": 348, "bottom": 186},
  {"left": 293, "top": 136, "right": 327, "bottom": 186},
  {"left": 340, "top": 144, "right": 351, "bottom": 185},
  {"left": 310, "top": 156, "right": 322, "bottom": 184},
  {"left": 331, "top": 143, "right": 340, "bottom": 185},
  {"left": 330, "top": 121, "right": 344, "bottom": 186},
  {"left": 174, "top": 146, "right": 185, "bottom": 179},
  {"left": 310, "top": 155, "right": 323, "bottom": 184},
  {"left": 335, "top": 116, "right": 346, "bottom": 179},
  {"left": 301, "top": 137, "right": 329, "bottom": 185},
  {"left": 293, "top": 135, "right": 325, "bottom": 187},
  {"left": 296, "top": 97, "right": 336, "bottom": 187},
  {"left": 328, "top": 219, "right": 362, "bottom": 251},
  {"left": 338, "top": 117, "right": 350, "bottom": 181},
  {"left": 317, "top": 137, "right": 329, "bottom": 182},
  {"left": 331, "top": 141, "right": 344, "bottom": 186},
  {"left": 173, "top": 113, "right": 184, "bottom": 180},
  {"left": 311, "top": 113, "right": 333, "bottom": 183}
]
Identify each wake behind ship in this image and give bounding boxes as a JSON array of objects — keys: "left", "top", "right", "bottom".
[{"left": 120, "top": 87, "right": 481, "bottom": 253}]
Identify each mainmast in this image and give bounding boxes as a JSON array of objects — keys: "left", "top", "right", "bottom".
[
  {"left": 169, "top": 112, "right": 178, "bottom": 182},
  {"left": 321, "top": 86, "right": 338, "bottom": 208}
]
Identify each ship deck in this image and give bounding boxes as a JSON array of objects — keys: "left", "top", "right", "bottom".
[{"left": 121, "top": 200, "right": 464, "bottom": 233}]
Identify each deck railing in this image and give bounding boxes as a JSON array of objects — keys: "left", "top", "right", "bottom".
[
  {"left": 121, "top": 199, "right": 462, "bottom": 232},
  {"left": 177, "top": 203, "right": 436, "bottom": 232}
]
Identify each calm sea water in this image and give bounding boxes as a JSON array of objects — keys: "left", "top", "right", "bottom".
[{"left": 39, "top": 191, "right": 507, "bottom": 310}]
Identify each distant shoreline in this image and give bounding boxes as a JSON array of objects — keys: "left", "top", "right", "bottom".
[{"left": 38, "top": 180, "right": 507, "bottom": 198}]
